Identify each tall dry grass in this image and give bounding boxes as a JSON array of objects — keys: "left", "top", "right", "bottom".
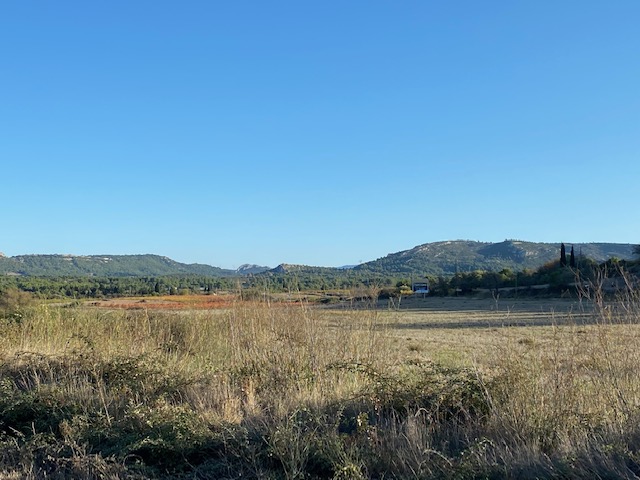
[
  {"left": 471, "top": 274, "right": 640, "bottom": 478},
  {"left": 1, "top": 280, "right": 640, "bottom": 478},
  {"left": 0, "top": 299, "right": 407, "bottom": 478}
]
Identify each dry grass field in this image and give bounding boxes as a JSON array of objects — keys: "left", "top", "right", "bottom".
[
  {"left": 359, "top": 296, "right": 598, "bottom": 366},
  {"left": 1, "top": 290, "right": 640, "bottom": 479}
]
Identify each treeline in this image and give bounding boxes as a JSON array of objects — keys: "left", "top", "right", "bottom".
[
  {"left": 0, "top": 271, "right": 394, "bottom": 300},
  {"left": 1, "top": 254, "right": 638, "bottom": 300},
  {"left": 0, "top": 275, "right": 238, "bottom": 299},
  {"left": 252, "top": 256, "right": 640, "bottom": 297},
  {"left": 415, "top": 256, "right": 639, "bottom": 297},
  {"left": 245, "top": 271, "right": 394, "bottom": 292}
]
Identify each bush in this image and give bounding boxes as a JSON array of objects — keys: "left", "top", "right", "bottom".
[
  {"left": 0, "top": 288, "right": 33, "bottom": 321},
  {"left": 377, "top": 287, "right": 400, "bottom": 299}
]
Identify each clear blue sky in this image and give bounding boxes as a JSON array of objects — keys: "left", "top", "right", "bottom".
[{"left": 1, "top": 2, "right": 638, "bottom": 269}]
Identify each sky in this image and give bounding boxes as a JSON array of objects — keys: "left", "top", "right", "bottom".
[{"left": 1, "top": 2, "right": 639, "bottom": 269}]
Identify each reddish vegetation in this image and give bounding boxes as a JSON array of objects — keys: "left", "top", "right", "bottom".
[{"left": 89, "top": 294, "right": 237, "bottom": 310}]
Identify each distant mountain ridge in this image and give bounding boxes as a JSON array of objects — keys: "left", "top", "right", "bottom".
[
  {"left": 0, "top": 241, "right": 635, "bottom": 278},
  {"left": 0, "top": 254, "right": 236, "bottom": 277},
  {"left": 268, "top": 264, "right": 341, "bottom": 275},
  {"left": 236, "top": 264, "right": 271, "bottom": 275},
  {"left": 353, "top": 240, "right": 636, "bottom": 275}
]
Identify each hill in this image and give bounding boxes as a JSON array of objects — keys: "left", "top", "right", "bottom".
[
  {"left": 0, "top": 254, "right": 236, "bottom": 277},
  {"left": 268, "top": 264, "right": 345, "bottom": 275},
  {"left": 236, "top": 264, "right": 271, "bottom": 275},
  {"left": 354, "top": 240, "right": 636, "bottom": 276},
  {"left": 1, "top": 241, "right": 635, "bottom": 278}
]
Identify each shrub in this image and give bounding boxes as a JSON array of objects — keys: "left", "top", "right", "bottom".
[{"left": 0, "top": 288, "right": 33, "bottom": 321}]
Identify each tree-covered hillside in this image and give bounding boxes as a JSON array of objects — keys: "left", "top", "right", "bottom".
[
  {"left": 1, "top": 241, "right": 634, "bottom": 279},
  {"left": 354, "top": 240, "right": 635, "bottom": 275},
  {"left": 0, "top": 254, "right": 235, "bottom": 277}
]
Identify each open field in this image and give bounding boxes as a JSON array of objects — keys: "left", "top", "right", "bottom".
[
  {"left": 362, "top": 297, "right": 599, "bottom": 367},
  {"left": 2, "top": 292, "right": 640, "bottom": 478}
]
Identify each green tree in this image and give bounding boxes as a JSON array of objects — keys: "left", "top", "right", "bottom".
[
  {"left": 569, "top": 245, "right": 576, "bottom": 268},
  {"left": 560, "top": 243, "right": 567, "bottom": 267}
]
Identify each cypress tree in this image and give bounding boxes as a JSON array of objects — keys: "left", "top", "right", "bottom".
[
  {"left": 569, "top": 245, "right": 576, "bottom": 268},
  {"left": 560, "top": 243, "right": 567, "bottom": 267}
]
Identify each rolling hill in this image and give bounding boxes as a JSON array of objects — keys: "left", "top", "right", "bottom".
[
  {"left": 0, "top": 254, "right": 236, "bottom": 277},
  {"left": 0, "top": 241, "right": 635, "bottom": 278},
  {"left": 353, "top": 240, "right": 636, "bottom": 276}
]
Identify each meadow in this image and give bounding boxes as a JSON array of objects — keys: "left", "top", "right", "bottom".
[{"left": 1, "top": 289, "right": 640, "bottom": 479}]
